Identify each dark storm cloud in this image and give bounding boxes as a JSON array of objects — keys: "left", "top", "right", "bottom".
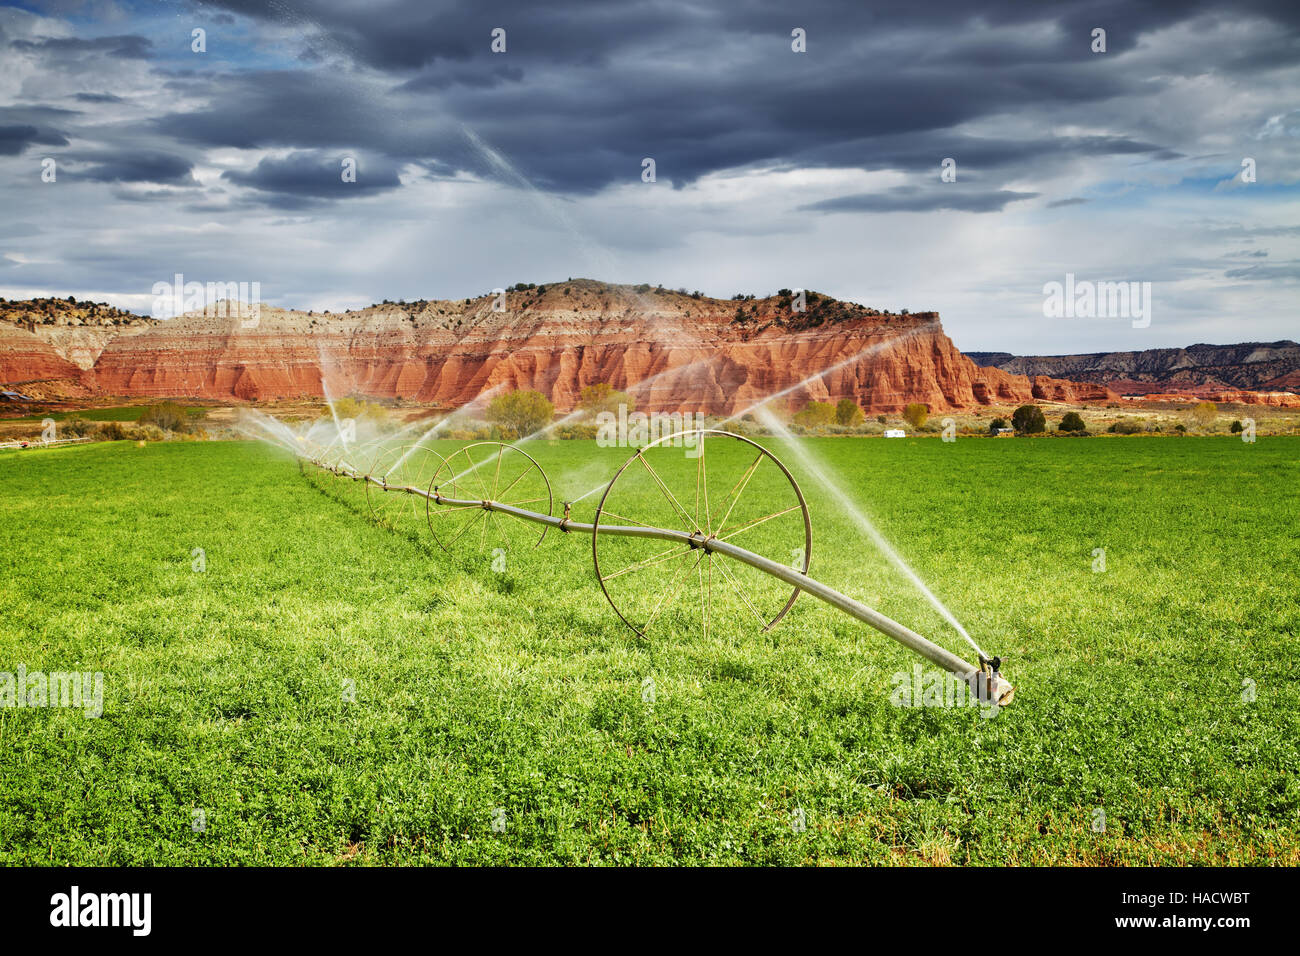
[
  {"left": 221, "top": 151, "right": 403, "bottom": 203},
  {"left": 136, "top": 0, "right": 1291, "bottom": 203},
  {"left": 397, "top": 63, "right": 525, "bottom": 92},
  {"left": 77, "top": 152, "right": 197, "bottom": 184},
  {"left": 0, "top": 124, "right": 69, "bottom": 155},
  {"left": 8, "top": 0, "right": 1300, "bottom": 217},
  {"left": 802, "top": 187, "right": 1039, "bottom": 214},
  {"left": 11, "top": 34, "right": 152, "bottom": 59},
  {"left": 73, "top": 92, "right": 126, "bottom": 104}
]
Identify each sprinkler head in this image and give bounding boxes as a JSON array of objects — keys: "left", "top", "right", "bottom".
[
  {"left": 986, "top": 670, "right": 1015, "bottom": 707},
  {"left": 977, "top": 656, "right": 1015, "bottom": 707}
]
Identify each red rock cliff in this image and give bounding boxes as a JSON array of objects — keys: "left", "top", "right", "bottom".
[{"left": 20, "top": 281, "right": 1116, "bottom": 413}]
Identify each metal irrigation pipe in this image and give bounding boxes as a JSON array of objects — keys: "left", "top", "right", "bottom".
[{"left": 300, "top": 450, "right": 1014, "bottom": 706}]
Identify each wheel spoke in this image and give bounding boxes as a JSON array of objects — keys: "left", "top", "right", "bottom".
[
  {"left": 713, "top": 553, "right": 767, "bottom": 626},
  {"left": 700, "top": 433, "right": 711, "bottom": 535},
  {"left": 495, "top": 466, "right": 532, "bottom": 501},
  {"left": 596, "top": 508, "right": 661, "bottom": 530},
  {"left": 717, "top": 503, "right": 803, "bottom": 542},
  {"left": 712, "top": 451, "right": 764, "bottom": 539},
  {"left": 428, "top": 504, "right": 482, "bottom": 516},
  {"left": 637, "top": 452, "right": 696, "bottom": 530},
  {"left": 447, "top": 509, "right": 486, "bottom": 546},
  {"left": 601, "top": 542, "right": 697, "bottom": 582},
  {"left": 642, "top": 550, "right": 704, "bottom": 636},
  {"left": 700, "top": 554, "right": 712, "bottom": 642}
]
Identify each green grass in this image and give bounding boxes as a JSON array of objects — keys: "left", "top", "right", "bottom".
[{"left": 1, "top": 435, "right": 1297, "bottom": 865}]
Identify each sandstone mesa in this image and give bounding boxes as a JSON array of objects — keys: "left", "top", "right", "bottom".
[{"left": 0, "top": 280, "right": 1140, "bottom": 414}]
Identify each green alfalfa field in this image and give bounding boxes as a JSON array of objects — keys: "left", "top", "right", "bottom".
[{"left": 1, "top": 434, "right": 1297, "bottom": 865}]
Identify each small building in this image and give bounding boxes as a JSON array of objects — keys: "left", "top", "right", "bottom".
[
  {"left": 884, "top": 428, "right": 906, "bottom": 438},
  {"left": 996, "top": 428, "right": 1015, "bottom": 437}
]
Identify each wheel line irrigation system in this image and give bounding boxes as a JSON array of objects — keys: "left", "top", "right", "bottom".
[{"left": 296, "top": 427, "right": 1015, "bottom": 708}]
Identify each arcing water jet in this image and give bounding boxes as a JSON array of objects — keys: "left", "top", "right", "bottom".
[{"left": 295, "top": 427, "right": 1013, "bottom": 708}]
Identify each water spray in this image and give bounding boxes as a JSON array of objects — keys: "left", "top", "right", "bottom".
[{"left": 296, "top": 428, "right": 1013, "bottom": 707}]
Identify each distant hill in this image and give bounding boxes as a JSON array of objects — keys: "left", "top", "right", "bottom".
[{"left": 966, "top": 342, "right": 1300, "bottom": 394}]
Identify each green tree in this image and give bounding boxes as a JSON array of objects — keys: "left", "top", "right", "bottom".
[
  {"left": 1059, "top": 411, "right": 1086, "bottom": 433},
  {"left": 487, "top": 390, "right": 554, "bottom": 439},
  {"left": 988, "top": 417, "right": 1008, "bottom": 435},
  {"left": 139, "top": 401, "right": 189, "bottom": 433},
  {"left": 835, "top": 398, "right": 865, "bottom": 426},
  {"left": 902, "top": 403, "right": 928, "bottom": 428},
  {"left": 1011, "top": 404, "right": 1046, "bottom": 434},
  {"left": 793, "top": 401, "right": 836, "bottom": 428},
  {"left": 330, "top": 397, "right": 388, "bottom": 423},
  {"left": 578, "top": 382, "right": 634, "bottom": 417}
]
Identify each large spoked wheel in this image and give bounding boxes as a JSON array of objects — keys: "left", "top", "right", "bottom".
[
  {"left": 593, "top": 429, "right": 812, "bottom": 640},
  {"left": 365, "top": 443, "right": 446, "bottom": 531},
  {"left": 426, "top": 442, "right": 553, "bottom": 554}
]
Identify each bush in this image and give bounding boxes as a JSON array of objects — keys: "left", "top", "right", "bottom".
[
  {"left": 835, "top": 398, "right": 865, "bottom": 426},
  {"left": 449, "top": 427, "right": 491, "bottom": 441},
  {"left": 60, "top": 418, "right": 96, "bottom": 438},
  {"left": 578, "top": 383, "right": 634, "bottom": 417},
  {"left": 130, "top": 423, "right": 166, "bottom": 442},
  {"left": 1191, "top": 401, "right": 1217, "bottom": 429},
  {"left": 1230, "top": 420, "right": 1243, "bottom": 433},
  {"left": 487, "top": 390, "right": 554, "bottom": 439},
  {"left": 1011, "top": 405, "right": 1046, "bottom": 435},
  {"left": 902, "top": 403, "right": 928, "bottom": 428},
  {"left": 1108, "top": 419, "right": 1144, "bottom": 435},
  {"left": 328, "top": 397, "right": 387, "bottom": 424},
  {"left": 139, "top": 401, "right": 190, "bottom": 432},
  {"left": 101, "top": 421, "right": 128, "bottom": 441},
  {"left": 554, "top": 423, "right": 599, "bottom": 440},
  {"left": 988, "top": 417, "right": 1008, "bottom": 435},
  {"left": 1059, "top": 411, "right": 1086, "bottom": 433},
  {"left": 792, "top": 401, "right": 836, "bottom": 428}
]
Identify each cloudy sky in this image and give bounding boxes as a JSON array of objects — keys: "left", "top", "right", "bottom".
[{"left": 1, "top": 0, "right": 1297, "bottom": 353}]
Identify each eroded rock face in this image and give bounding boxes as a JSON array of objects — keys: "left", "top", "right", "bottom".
[
  {"left": 8, "top": 281, "right": 1121, "bottom": 413},
  {"left": 1030, "top": 376, "right": 1116, "bottom": 403},
  {"left": 86, "top": 284, "right": 1077, "bottom": 413},
  {"left": 1131, "top": 390, "right": 1300, "bottom": 408},
  {"left": 0, "top": 323, "right": 90, "bottom": 388}
]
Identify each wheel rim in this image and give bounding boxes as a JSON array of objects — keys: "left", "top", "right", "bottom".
[
  {"left": 365, "top": 442, "right": 446, "bottom": 530},
  {"left": 426, "top": 441, "right": 553, "bottom": 554},
  {"left": 593, "top": 429, "right": 811, "bottom": 640}
]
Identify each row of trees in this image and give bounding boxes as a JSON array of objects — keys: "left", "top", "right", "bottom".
[
  {"left": 793, "top": 400, "right": 929, "bottom": 429},
  {"left": 792, "top": 399, "right": 867, "bottom": 428}
]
